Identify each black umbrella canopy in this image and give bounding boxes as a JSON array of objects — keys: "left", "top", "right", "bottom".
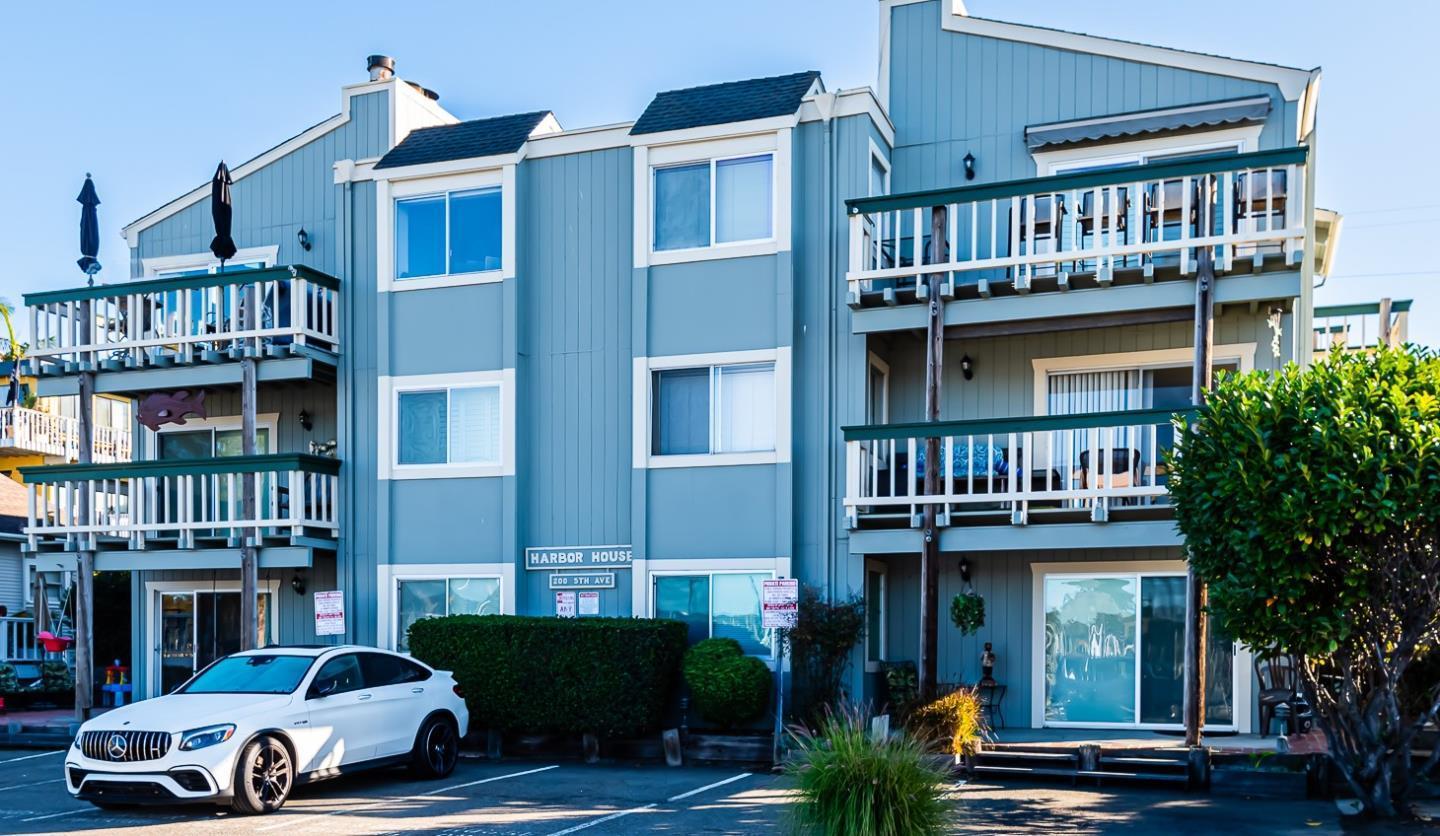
[
  {"left": 209, "top": 161, "right": 238, "bottom": 265},
  {"left": 76, "top": 174, "right": 101, "bottom": 277}
]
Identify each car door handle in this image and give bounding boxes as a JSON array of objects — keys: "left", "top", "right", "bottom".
[
  {"left": 358, "top": 693, "right": 373, "bottom": 701},
  {"left": 410, "top": 687, "right": 424, "bottom": 694}
]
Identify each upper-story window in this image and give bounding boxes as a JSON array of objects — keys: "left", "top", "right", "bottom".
[
  {"left": 397, "top": 383, "right": 501, "bottom": 466},
  {"left": 653, "top": 154, "right": 773, "bottom": 251},
  {"left": 652, "top": 362, "right": 775, "bottom": 457},
  {"left": 395, "top": 187, "right": 502, "bottom": 280}
]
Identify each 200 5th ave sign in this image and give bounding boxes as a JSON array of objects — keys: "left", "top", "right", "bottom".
[
  {"left": 525, "top": 545, "right": 633, "bottom": 570},
  {"left": 549, "top": 572, "right": 615, "bottom": 590}
]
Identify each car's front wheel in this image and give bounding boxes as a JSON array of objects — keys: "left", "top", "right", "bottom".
[
  {"left": 231, "top": 735, "right": 293, "bottom": 814},
  {"left": 410, "top": 715, "right": 458, "bottom": 779}
]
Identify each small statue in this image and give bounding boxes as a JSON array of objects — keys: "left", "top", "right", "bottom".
[{"left": 980, "top": 642, "right": 997, "bottom": 684}]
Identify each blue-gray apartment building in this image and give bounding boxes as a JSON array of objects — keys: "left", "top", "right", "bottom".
[{"left": 20, "top": 0, "right": 1338, "bottom": 733}]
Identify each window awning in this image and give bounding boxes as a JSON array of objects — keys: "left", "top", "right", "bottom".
[{"left": 1025, "top": 96, "right": 1272, "bottom": 151}]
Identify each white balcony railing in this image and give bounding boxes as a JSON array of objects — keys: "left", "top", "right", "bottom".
[
  {"left": 24, "top": 265, "right": 340, "bottom": 369},
  {"left": 1, "top": 616, "right": 41, "bottom": 662},
  {"left": 1313, "top": 300, "right": 1410, "bottom": 354},
  {"left": 844, "top": 408, "right": 1194, "bottom": 527},
  {"left": 0, "top": 406, "right": 130, "bottom": 463},
  {"left": 846, "top": 147, "right": 1309, "bottom": 303},
  {"left": 25, "top": 454, "right": 340, "bottom": 551}
]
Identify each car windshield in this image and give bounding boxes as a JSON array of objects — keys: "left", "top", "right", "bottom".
[{"left": 180, "top": 654, "right": 315, "bottom": 695}]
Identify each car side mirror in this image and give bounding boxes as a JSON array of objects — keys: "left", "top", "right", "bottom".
[{"left": 309, "top": 679, "right": 337, "bottom": 699}]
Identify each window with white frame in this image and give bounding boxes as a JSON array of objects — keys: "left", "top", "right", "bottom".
[
  {"left": 864, "top": 560, "right": 887, "bottom": 671},
  {"left": 395, "top": 576, "right": 501, "bottom": 652},
  {"left": 396, "top": 383, "right": 501, "bottom": 466},
  {"left": 652, "top": 571, "right": 772, "bottom": 656},
  {"left": 395, "top": 187, "right": 502, "bottom": 279},
  {"left": 651, "top": 362, "right": 775, "bottom": 456},
  {"left": 653, "top": 154, "right": 773, "bottom": 251}
]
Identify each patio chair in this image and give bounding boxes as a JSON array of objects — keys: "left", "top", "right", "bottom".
[
  {"left": 1255, "top": 651, "right": 1300, "bottom": 736},
  {"left": 1075, "top": 448, "right": 1141, "bottom": 490},
  {"left": 1011, "top": 194, "right": 1067, "bottom": 280}
]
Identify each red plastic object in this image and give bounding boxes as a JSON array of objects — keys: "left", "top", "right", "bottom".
[{"left": 36, "top": 631, "right": 74, "bottom": 653}]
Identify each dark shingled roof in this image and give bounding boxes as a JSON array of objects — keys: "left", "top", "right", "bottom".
[
  {"left": 376, "top": 111, "right": 552, "bottom": 169},
  {"left": 631, "top": 71, "right": 821, "bottom": 136}
]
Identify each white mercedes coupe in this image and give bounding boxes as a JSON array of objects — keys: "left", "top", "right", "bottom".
[{"left": 65, "top": 645, "right": 469, "bottom": 814}]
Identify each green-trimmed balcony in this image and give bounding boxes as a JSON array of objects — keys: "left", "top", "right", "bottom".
[
  {"left": 23, "top": 265, "right": 339, "bottom": 393},
  {"left": 845, "top": 148, "right": 1310, "bottom": 334},
  {"left": 21, "top": 454, "right": 340, "bottom": 569},
  {"left": 843, "top": 408, "right": 1193, "bottom": 535},
  {"left": 1313, "top": 299, "right": 1411, "bottom": 357}
]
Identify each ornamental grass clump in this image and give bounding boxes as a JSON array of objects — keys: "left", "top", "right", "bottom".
[
  {"left": 785, "top": 704, "right": 949, "bottom": 836},
  {"left": 911, "top": 688, "right": 986, "bottom": 758}
]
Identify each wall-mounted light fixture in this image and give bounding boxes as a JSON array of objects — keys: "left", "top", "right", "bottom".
[
  {"left": 298, "top": 409, "right": 313, "bottom": 431},
  {"left": 297, "top": 227, "right": 312, "bottom": 252},
  {"left": 963, "top": 152, "right": 976, "bottom": 181},
  {"left": 290, "top": 573, "right": 306, "bottom": 596},
  {"left": 961, "top": 354, "right": 974, "bottom": 380},
  {"left": 958, "top": 558, "right": 971, "bottom": 584}
]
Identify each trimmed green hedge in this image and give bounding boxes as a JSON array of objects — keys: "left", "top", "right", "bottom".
[
  {"left": 683, "top": 638, "right": 771, "bottom": 729},
  {"left": 408, "top": 615, "right": 688, "bottom": 737}
]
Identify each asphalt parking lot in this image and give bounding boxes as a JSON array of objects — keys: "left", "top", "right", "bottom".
[
  {"left": 0, "top": 746, "right": 1352, "bottom": 835},
  {"left": 0, "top": 748, "right": 790, "bottom": 835}
]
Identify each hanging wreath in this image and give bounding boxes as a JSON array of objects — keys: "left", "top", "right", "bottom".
[{"left": 950, "top": 592, "right": 985, "bottom": 636}]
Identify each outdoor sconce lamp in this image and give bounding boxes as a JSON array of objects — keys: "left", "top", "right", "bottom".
[
  {"left": 297, "top": 227, "right": 312, "bottom": 252},
  {"left": 961, "top": 354, "right": 974, "bottom": 380},
  {"left": 290, "top": 573, "right": 306, "bottom": 596},
  {"left": 959, "top": 558, "right": 972, "bottom": 583},
  {"left": 963, "top": 152, "right": 976, "bottom": 180},
  {"left": 298, "top": 409, "right": 313, "bottom": 431}
]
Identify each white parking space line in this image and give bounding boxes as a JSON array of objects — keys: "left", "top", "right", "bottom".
[
  {"left": 254, "top": 764, "right": 561, "bottom": 832},
  {"left": 540, "top": 771, "right": 754, "bottom": 836},
  {"left": 0, "top": 750, "right": 65, "bottom": 765},
  {"left": 20, "top": 807, "right": 97, "bottom": 823},
  {"left": 0, "top": 778, "right": 64, "bottom": 792}
]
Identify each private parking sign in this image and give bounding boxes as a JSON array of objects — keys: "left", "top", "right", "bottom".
[{"left": 762, "top": 579, "right": 799, "bottom": 629}]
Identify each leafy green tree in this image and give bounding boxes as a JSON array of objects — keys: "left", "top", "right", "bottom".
[{"left": 1168, "top": 346, "right": 1440, "bottom": 817}]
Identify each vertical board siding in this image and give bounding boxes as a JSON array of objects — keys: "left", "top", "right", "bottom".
[
  {"left": 887, "top": 1, "right": 1289, "bottom": 193},
  {"left": 0, "top": 545, "right": 22, "bottom": 614}
]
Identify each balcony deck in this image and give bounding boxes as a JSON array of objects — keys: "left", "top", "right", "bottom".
[
  {"left": 846, "top": 148, "right": 1309, "bottom": 333},
  {"left": 844, "top": 408, "right": 1191, "bottom": 539},
  {"left": 22, "top": 265, "right": 339, "bottom": 392},
  {"left": 1313, "top": 299, "right": 1410, "bottom": 356},
  {"left": 21, "top": 454, "right": 340, "bottom": 561},
  {"left": 0, "top": 406, "right": 130, "bottom": 462}
]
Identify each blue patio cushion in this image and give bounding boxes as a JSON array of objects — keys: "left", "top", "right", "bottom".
[{"left": 914, "top": 441, "right": 1008, "bottom": 479}]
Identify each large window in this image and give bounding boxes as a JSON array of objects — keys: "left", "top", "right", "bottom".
[
  {"left": 652, "top": 572, "right": 772, "bottom": 656},
  {"left": 653, "top": 154, "right": 773, "bottom": 251},
  {"left": 395, "top": 576, "right": 501, "bottom": 652},
  {"left": 652, "top": 363, "right": 775, "bottom": 456},
  {"left": 396, "top": 187, "right": 502, "bottom": 279},
  {"left": 397, "top": 384, "right": 501, "bottom": 466}
]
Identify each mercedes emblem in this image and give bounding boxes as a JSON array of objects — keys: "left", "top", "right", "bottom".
[{"left": 106, "top": 734, "right": 128, "bottom": 760}]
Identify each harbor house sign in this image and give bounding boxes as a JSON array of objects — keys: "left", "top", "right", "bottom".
[{"left": 525, "top": 545, "right": 633, "bottom": 571}]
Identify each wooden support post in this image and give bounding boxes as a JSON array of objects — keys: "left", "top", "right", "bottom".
[
  {"left": 919, "top": 206, "right": 948, "bottom": 703},
  {"left": 1378, "top": 297, "right": 1393, "bottom": 348},
  {"left": 74, "top": 298, "right": 95, "bottom": 722},
  {"left": 240, "top": 283, "right": 259, "bottom": 651},
  {"left": 1184, "top": 177, "right": 1216, "bottom": 748}
]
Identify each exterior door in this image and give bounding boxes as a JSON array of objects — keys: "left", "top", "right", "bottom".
[
  {"left": 357, "top": 653, "right": 430, "bottom": 756},
  {"left": 151, "top": 589, "right": 272, "bottom": 697},
  {"left": 302, "top": 653, "right": 385, "bottom": 767}
]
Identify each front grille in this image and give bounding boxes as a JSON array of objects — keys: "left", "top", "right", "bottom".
[
  {"left": 80, "top": 730, "right": 173, "bottom": 763},
  {"left": 79, "top": 780, "right": 177, "bottom": 801},
  {"left": 169, "top": 769, "right": 210, "bottom": 792}
]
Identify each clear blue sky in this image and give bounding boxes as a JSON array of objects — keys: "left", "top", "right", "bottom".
[{"left": 1, "top": 0, "right": 1432, "bottom": 346}]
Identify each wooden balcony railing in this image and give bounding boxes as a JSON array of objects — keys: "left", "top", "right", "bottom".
[
  {"left": 23, "top": 454, "right": 340, "bottom": 551},
  {"left": 845, "top": 147, "right": 1309, "bottom": 304},
  {"left": 843, "top": 408, "right": 1196, "bottom": 527},
  {"left": 1313, "top": 299, "right": 1410, "bottom": 353},
  {"left": 0, "top": 406, "right": 130, "bottom": 463},
  {"left": 23, "top": 265, "right": 339, "bottom": 370}
]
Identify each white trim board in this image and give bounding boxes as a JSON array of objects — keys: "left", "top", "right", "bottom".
[
  {"left": 375, "top": 562, "right": 516, "bottom": 651},
  {"left": 377, "top": 369, "right": 516, "bottom": 480},
  {"left": 123, "top": 79, "right": 455, "bottom": 246},
  {"left": 140, "top": 245, "right": 280, "bottom": 277},
  {"left": 1030, "top": 343, "right": 1257, "bottom": 416},
  {"left": 632, "top": 347, "right": 792, "bottom": 470}
]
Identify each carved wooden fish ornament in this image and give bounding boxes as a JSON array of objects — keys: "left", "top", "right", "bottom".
[{"left": 137, "top": 389, "right": 208, "bottom": 431}]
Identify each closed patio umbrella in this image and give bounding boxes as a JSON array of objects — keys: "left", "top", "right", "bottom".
[
  {"left": 209, "top": 161, "right": 237, "bottom": 269},
  {"left": 76, "top": 174, "right": 101, "bottom": 283}
]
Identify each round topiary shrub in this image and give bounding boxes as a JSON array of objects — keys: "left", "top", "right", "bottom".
[{"left": 682, "top": 638, "right": 771, "bottom": 729}]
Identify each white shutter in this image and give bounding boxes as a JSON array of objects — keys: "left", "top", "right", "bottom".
[{"left": 448, "top": 386, "right": 501, "bottom": 464}]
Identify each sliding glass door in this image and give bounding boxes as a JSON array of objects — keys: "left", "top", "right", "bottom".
[{"left": 1042, "top": 571, "right": 1235, "bottom": 728}]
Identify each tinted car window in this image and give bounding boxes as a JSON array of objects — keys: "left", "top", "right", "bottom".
[
  {"left": 182, "top": 655, "right": 315, "bottom": 694},
  {"left": 359, "top": 653, "right": 431, "bottom": 687},
  {"left": 310, "top": 653, "right": 364, "bottom": 697}
]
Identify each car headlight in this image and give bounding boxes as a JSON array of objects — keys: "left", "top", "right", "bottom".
[{"left": 178, "top": 724, "right": 236, "bottom": 751}]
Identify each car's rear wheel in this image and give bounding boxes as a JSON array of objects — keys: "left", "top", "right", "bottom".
[
  {"left": 410, "top": 715, "right": 458, "bottom": 778},
  {"left": 231, "top": 735, "right": 293, "bottom": 815}
]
